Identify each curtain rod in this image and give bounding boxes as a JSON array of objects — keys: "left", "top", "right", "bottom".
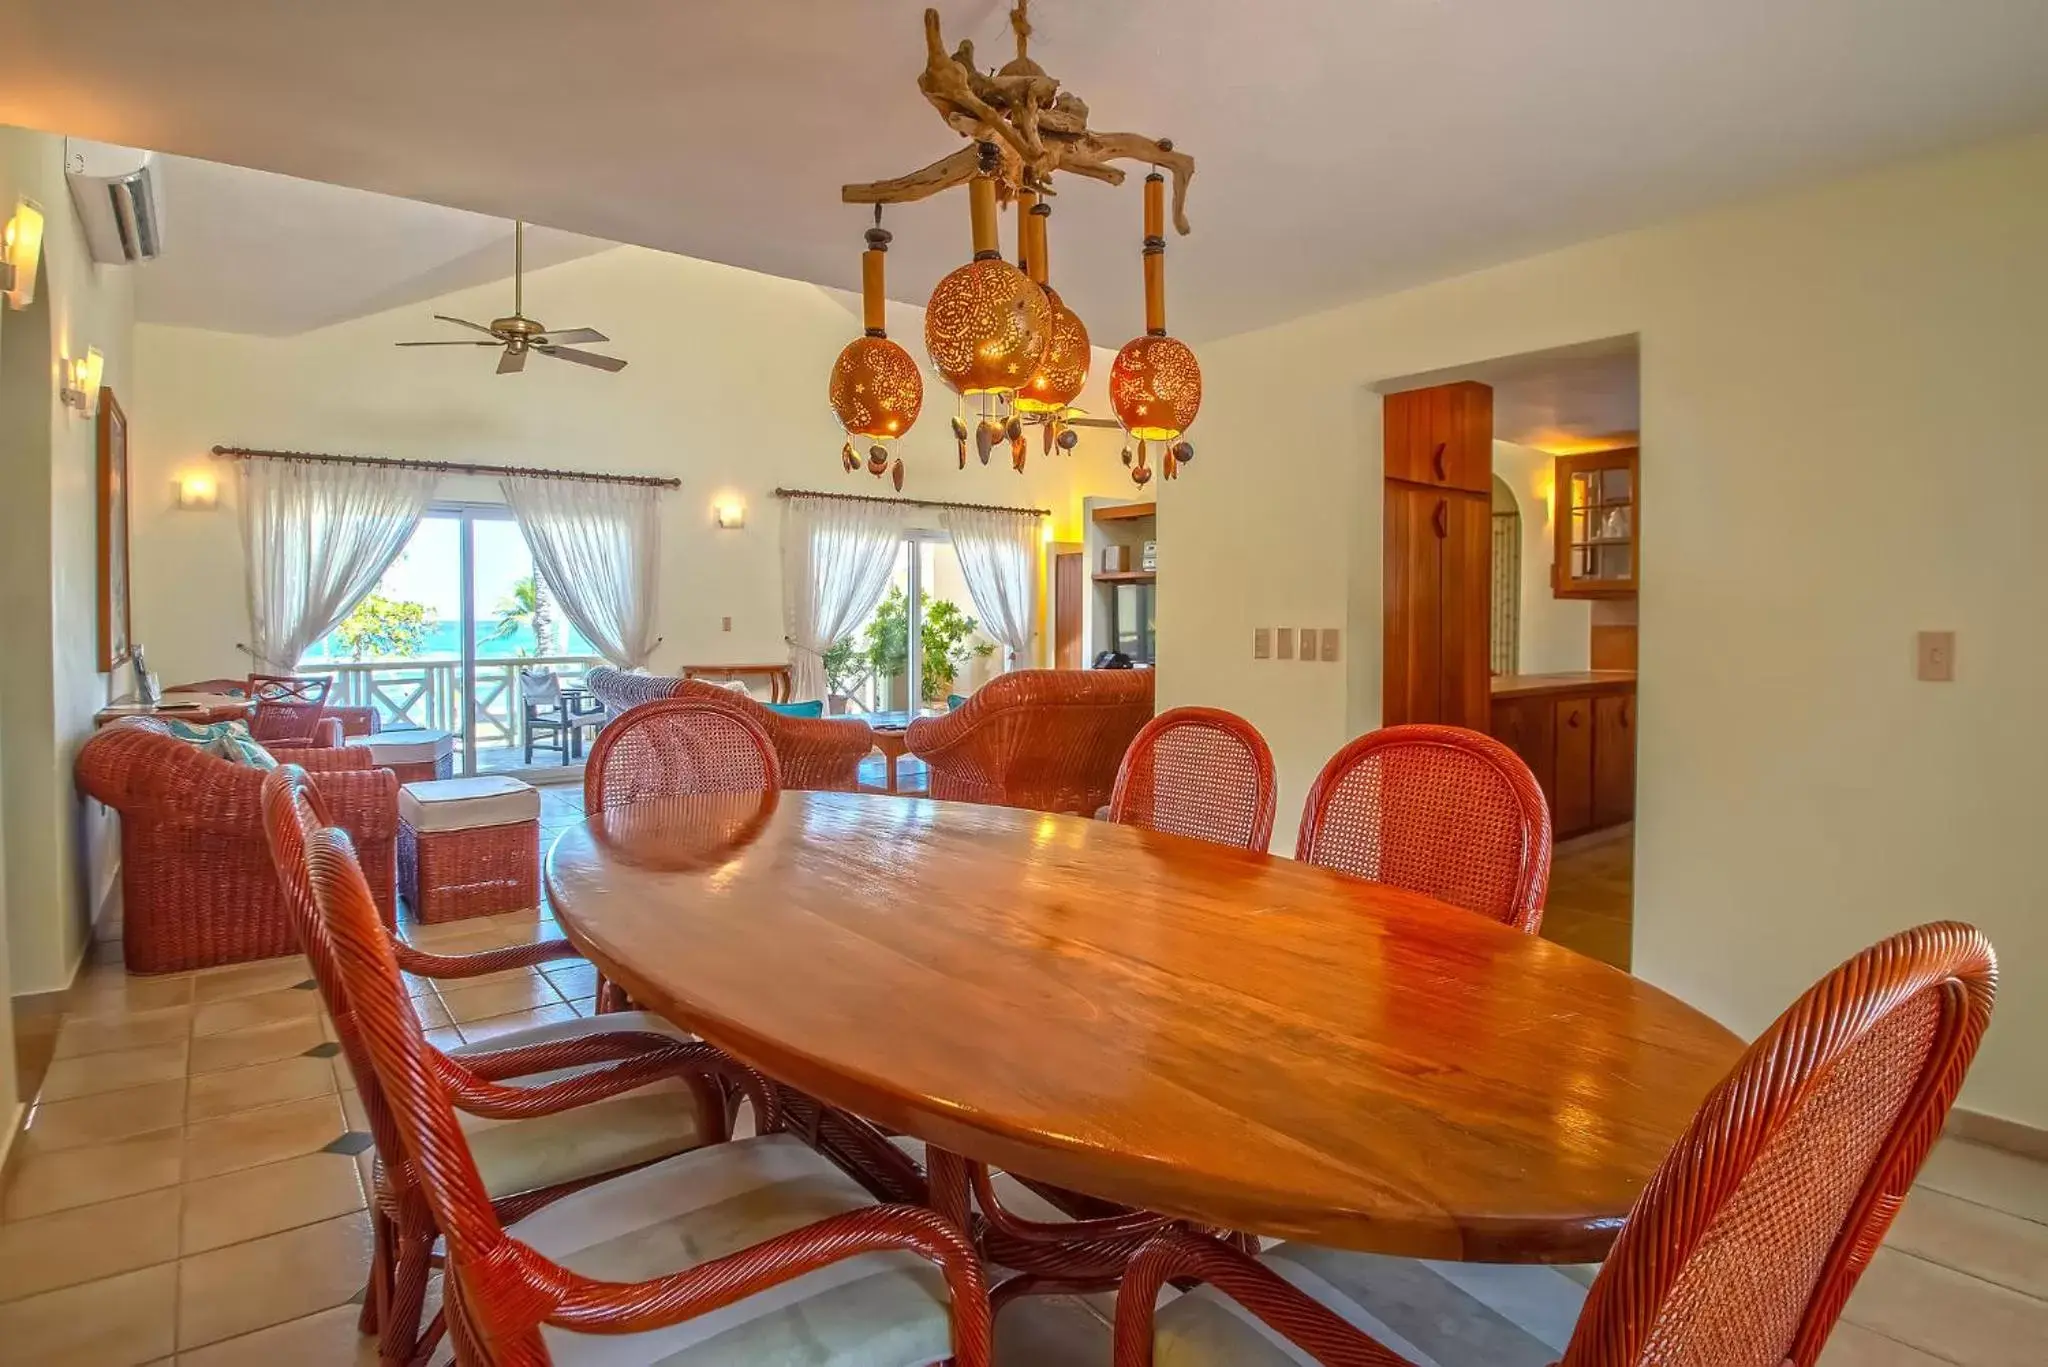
[
  {"left": 210, "top": 446, "right": 682, "bottom": 490},
  {"left": 773, "top": 487, "right": 1047, "bottom": 517}
]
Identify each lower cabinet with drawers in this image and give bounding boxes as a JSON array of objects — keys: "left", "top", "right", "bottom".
[{"left": 1488, "top": 672, "right": 1636, "bottom": 840}]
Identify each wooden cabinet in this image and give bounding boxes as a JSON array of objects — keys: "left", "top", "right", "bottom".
[
  {"left": 1488, "top": 674, "right": 1636, "bottom": 839},
  {"left": 1593, "top": 693, "right": 1636, "bottom": 828},
  {"left": 1383, "top": 483, "right": 1492, "bottom": 729},
  {"left": 1554, "top": 448, "right": 1639, "bottom": 598},
  {"left": 1383, "top": 382, "right": 1492, "bottom": 494}
]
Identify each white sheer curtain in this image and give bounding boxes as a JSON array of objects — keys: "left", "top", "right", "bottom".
[
  {"left": 236, "top": 457, "right": 438, "bottom": 672},
  {"left": 781, "top": 495, "right": 906, "bottom": 702},
  {"left": 499, "top": 475, "right": 663, "bottom": 669},
  {"left": 939, "top": 506, "right": 1042, "bottom": 669}
]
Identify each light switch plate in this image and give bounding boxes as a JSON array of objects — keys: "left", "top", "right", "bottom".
[
  {"left": 1253, "top": 627, "right": 1271, "bottom": 660},
  {"left": 1321, "top": 628, "right": 1340, "bottom": 662},
  {"left": 1917, "top": 630, "right": 1955, "bottom": 682},
  {"left": 1298, "top": 628, "right": 1318, "bottom": 662},
  {"left": 721, "top": 616, "right": 733, "bottom": 633},
  {"left": 1275, "top": 627, "right": 1294, "bottom": 661}
]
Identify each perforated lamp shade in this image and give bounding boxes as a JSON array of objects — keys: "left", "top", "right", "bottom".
[
  {"left": 1110, "top": 335, "right": 1201, "bottom": 440},
  {"left": 924, "top": 258, "right": 1052, "bottom": 398},
  {"left": 830, "top": 336, "right": 923, "bottom": 439},
  {"left": 1015, "top": 201, "right": 1089, "bottom": 414}
]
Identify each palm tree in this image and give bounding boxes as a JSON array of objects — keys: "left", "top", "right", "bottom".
[{"left": 492, "top": 574, "right": 558, "bottom": 657}]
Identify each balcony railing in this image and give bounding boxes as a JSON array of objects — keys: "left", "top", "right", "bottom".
[{"left": 323, "top": 655, "right": 603, "bottom": 760}]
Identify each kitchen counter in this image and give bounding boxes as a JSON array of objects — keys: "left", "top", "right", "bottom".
[{"left": 1491, "top": 671, "right": 1636, "bottom": 701}]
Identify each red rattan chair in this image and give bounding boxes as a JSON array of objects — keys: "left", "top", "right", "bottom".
[
  {"left": 1113, "top": 921, "right": 1997, "bottom": 1367},
  {"left": 1109, "top": 706, "right": 1278, "bottom": 852},
  {"left": 1296, "top": 724, "right": 1552, "bottom": 933},
  {"left": 585, "top": 667, "right": 875, "bottom": 792},
  {"left": 584, "top": 695, "right": 783, "bottom": 811},
  {"left": 301, "top": 816, "right": 993, "bottom": 1366},
  {"left": 248, "top": 672, "right": 335, "bottom": 745},
  {"left": 262, "top": 766, "right": 745, "bottom": 1367},
  {"left": 905, "top": 668, "right": 1156, "bottom": 815},
  {"left": 74, "top": 718, "right": 397, "bottom": 971}
]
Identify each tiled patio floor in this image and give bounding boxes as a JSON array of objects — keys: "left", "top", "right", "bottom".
[{"left": 2, "top": 784, "right": 2040, "bottom": 1363}]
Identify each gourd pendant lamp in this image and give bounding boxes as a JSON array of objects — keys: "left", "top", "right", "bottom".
[
  {"left": 1013, "top": 180, "right": 1089, "bottom": 462},
  {"left": 925, "top": 141, "right": 1052, "bottom": 472},
  {"left": 830, "top": 211, "right": 923, "bottom": 490},
  {"left": 1109, "top": 162, "right": 1202, "bottom": 486}
]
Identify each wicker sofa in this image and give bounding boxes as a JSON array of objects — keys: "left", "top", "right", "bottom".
[
  {"left": 585, "top": 667, "right": 876, "bottom": 792},
  {"left": 76, "top": 718, "right": 399, "bottom": 973},
  {"left": 905, "top": 668, "right": 1156, "bottom": 815}
]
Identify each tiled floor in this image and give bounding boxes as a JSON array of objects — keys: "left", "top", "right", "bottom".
[
  {"left": 1541, "top": 823, "right": 1635, "bottom": 970},
  {"left": 4, "top": 786, "right": 2041, "bottom": 1364}
]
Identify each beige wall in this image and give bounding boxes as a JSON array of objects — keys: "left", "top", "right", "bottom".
[
  {"left": 130, "top": 244, "right": 1126, "bottom": 688},
  {"left": 1492, "top": 440, "right": 1594, "bottom": 675},
  {"left": 1158, "top": 132, "right": 2048, "bottom": 1129},
  {"left": 0, "top": 126, "right": 132, "bottom": 1077}
]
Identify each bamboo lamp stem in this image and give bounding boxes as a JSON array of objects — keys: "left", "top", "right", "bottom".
[
  {"left": 1030, "top": 202, "right": 1052, "bottom": 286},
  {"left": 1142, "top": 171, "right": 1167, "bottom": 335},
  {"left": 1016, "top": 186, "right": 1039, "bottom": 280},
  {"left": 861, "top": 226, "right": 890, "bottom": 336},
  {"left": 970, "top": 142, "right": 1002, "bottom": 260}
]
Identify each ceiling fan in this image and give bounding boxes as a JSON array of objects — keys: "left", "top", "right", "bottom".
[{"left": 395, "top": 220, "right": 626, "bottom": 374}]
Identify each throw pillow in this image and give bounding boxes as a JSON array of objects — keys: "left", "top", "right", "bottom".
[
  {"left": 162, "top": 718, "right": 279, "bottom": 770},
  {"left": 763, "top": 700, "right": 826, "bottom": 719}
]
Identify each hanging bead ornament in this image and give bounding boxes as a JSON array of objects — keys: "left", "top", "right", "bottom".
[
  {"left": 829, "top": 210, "right": 922, "bottom": 490},
  {"left": 1110, "top": 161, "right": 1202, "bottom": 487}
]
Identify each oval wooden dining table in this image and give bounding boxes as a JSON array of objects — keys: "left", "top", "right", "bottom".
[{"left": 546, "top": 789, "right": 1742, "bottom": 1267}]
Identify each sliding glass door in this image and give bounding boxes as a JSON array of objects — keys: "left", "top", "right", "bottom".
[
  {"left": 835, "top": 531, "right": 997, "bottom": 718},
  {"left": 306, "top": 504, "right": 602, "bottom": 776}
]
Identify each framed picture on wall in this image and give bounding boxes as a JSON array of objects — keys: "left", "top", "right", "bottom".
[{"left": 96, "top": 386, "right": 132, "bottom": 672}]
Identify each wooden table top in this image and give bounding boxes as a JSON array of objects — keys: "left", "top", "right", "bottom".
[{"left": 546, "top": 791, "right": 1741, "bottom": 1262}]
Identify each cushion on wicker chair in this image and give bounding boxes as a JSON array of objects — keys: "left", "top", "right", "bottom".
[
  {"left": 1154, "top": 1243, "right": 1596, "bottom": 1367},
  {"left": 163, "top": 717, "right": 277, "bottom": 769},
  {"left": 451, "top": 1011, "right": 710, "bottom": 1198},
  {"left": 524, "top": 1132, "right": 955, "bottom": 1366}
]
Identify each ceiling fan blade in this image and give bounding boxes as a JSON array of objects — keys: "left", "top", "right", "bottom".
[
  {"left": 497, "top": 346, "right": 528, "bottom": 375},
  {"left": 537, "top": 346, "right": 627, "bottom": 373},
  {"left": 1064, "top": 416, "right": 1123, "bottom": 429},
  {"left": 533, "top": 327, "right": 607, "bottom": 346},
  {"left": 396, "top": 340, "right": 501, "bottom": 346},
  {"left": 433, "top": 314, "right": 502, "bottom": 336}
]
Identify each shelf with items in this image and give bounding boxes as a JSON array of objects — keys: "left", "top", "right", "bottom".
[
  {"left": 1091, "top": 500, "right": 1157, "bottom": 524},
  {"left": 1093, "top": 570, "right": 1157, "bottom": 584},
  {"left": 1553, "top": 448, "right": 1638, "bottom": 599}
]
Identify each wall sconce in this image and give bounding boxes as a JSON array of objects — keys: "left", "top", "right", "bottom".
[
  {"left": 59, "top": 347, "right": 104, "bottom": 416},
  {"left": 2, "top": 198, "right": 44, "bottom": 310},
  {"left": 713, "top": 499, "right": 746, "bottom": 530},
  {"left": 176, "top": 472, "right": 220, "bottom": 510}
]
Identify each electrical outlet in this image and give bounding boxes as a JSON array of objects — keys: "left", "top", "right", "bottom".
[
  {"left": 1275, "top": 627, "right": 1294, "bottom": 661},
  {"left": 721, "top": 616, "right": 733, "bottom": 633},
  {"left": 1253, "top": 627, "right": 1270, "bottom": 659},
  {"left": 1298, "top": 628, "right": 1318, "bottom": 662},
  {"left": 1916, "top": 630, "right": 1955, "bottom": 682},
  {"left": 1321, "top": 628, "right": 1340, "bottom": 662}
]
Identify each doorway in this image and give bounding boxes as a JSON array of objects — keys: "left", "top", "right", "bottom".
[{"left": 302, "top": 504, "right": 603, "bottom": 779}]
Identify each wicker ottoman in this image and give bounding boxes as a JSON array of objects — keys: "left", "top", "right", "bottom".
[
  {"left": 398, "top": 776, "right": 540, "bottom": 923},
  {"left": 345, "top": 728, "right": 455, "bottom": 784}
]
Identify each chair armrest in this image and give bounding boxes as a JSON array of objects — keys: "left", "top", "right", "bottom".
[
  {"left": 778, "top": 716, "right": 876, "bottom": 762},
  {"left": 284, "top": 747, "right": 374, "bottom": 773},
  {"left": 393, "top": 937, "right": 583, "bottom": 980},
  {"left": 432, "top": 1036, "right": 769, "bottom": 1121},
  {"left": 1114, "top": 1229, "right": 1414, "bottom": 1367},
  {"left": 536, "top": 1205, "right": 990, "bottom": 1358},
  {"left": 307, "top": 717, "right": 344, "bottom": 747},
  {"left": 904, "top": 706, "right": 976, "bottom": 761},
  {"left": 306, "top": 768, "right": 400, "bottom": 839}
]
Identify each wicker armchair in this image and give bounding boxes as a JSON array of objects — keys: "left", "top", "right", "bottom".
[
  {"left": 1115, "top": 921, "right": 1997, "bottom": 1367},
  {"left": 1296, "top": 723, "right": 1552, "bottom": 933},
  {"left": 262, "top": 767, "right": 740, "bottom": 1367},
  {"left": 165, "top": 676, "right": 355, "bottom": 744},
  {"left": 75, "top": 718, "right": 397, "bottom": 972},
  {"left": 300, "top": 817, "right": 993, "bottom": 1366},
  {"left": 1109, "top": 706, "right": 1278, "bottom": 852},
  {"left": 247, "top": 672, "right": 335, "bottom": 746},
  {"left": 586, "top": 666, "right": 875, "bottom": 792},
  {"left": 905, "top": 668, "right": 1156, "bottom": 815}
]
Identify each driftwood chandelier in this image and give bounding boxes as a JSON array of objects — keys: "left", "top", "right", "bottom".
[{"left": 830, "top": 1, "right": 1200, "bottom": 491}]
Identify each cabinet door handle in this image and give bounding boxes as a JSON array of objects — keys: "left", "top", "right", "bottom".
[
  {"left": 1432, "top": 442, "right": 1448, "bottom": 481},
  {"left": 1566, "top": 709, "right": 1582, "bottom": 728},
  {"left": 1432, "top": 499, "right": 1448, "bottom": 538}
]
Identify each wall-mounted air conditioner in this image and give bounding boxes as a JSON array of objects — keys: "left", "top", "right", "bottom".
[{"left": 64, "top": 140, "right": 166, "bottom": 263}]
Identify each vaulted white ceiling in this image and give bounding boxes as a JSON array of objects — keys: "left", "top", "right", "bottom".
[{"left": 7, "top": 0, "right": 2046, "bottom": 341}]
